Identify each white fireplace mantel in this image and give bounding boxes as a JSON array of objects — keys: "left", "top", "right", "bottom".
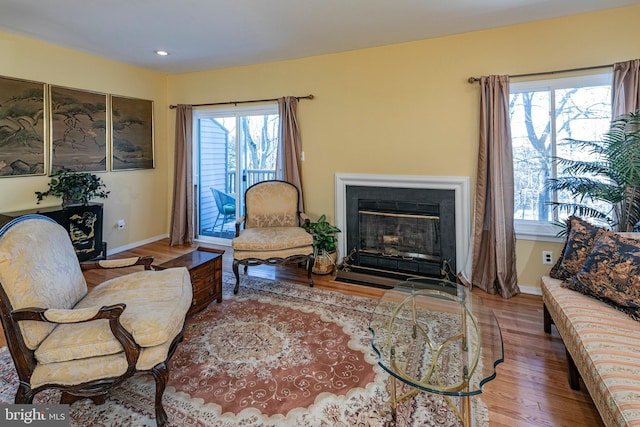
[{"left": 334, "top": 173, "right": 471, "bottom": 277}]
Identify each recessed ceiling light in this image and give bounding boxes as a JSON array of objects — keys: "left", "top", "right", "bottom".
[{"left": 155, "top": 50, "right": 169, "bottom": 56}]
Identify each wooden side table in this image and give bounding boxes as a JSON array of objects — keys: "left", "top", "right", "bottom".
[{"left": 155, "top": 247, "right": 224, "bottom": 316}]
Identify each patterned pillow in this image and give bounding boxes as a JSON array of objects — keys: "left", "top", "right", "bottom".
[
  {"left": 566, "top": 232, "right": 640, "bottom": 321},
  {"left": 549, "top": 216, "right": 607, "bottom": 281}
]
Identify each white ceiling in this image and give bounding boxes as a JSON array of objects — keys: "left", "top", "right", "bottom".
[{"left": 0, "top": 0, "right": 638, "bottom": 74}]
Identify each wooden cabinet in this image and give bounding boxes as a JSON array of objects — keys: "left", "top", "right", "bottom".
[
  {"left": 0, "top": 203, "right": 105, "bottom": 261},
  {"left": 155, "top": 248, "right": 224, "bottom": 316}
]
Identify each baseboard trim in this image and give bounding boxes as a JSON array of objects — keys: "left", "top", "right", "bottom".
[
  {"left": 108, "top": 234, "right": 169, "bottom": 255},
  {"left": 519, "top": 284, "right": 542, "bottom": 296}
]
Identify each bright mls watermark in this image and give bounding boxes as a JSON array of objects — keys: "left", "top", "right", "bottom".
[{"left": 1, "top": 405, "right": 69, "bottom": 426}]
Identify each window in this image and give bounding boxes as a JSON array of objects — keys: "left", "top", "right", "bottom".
[
  {"left": 193, "top": 104, "right": 279, "bottom": 241},
  {"left": 509, "top": 73, "right": 612, "bottom": 239}
]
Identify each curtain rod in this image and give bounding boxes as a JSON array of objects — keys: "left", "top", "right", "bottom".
[
  {"left": 467, "top": 63, "right": 613, "bottom": 84},
  {"left": 169, "top": 94, "right": 314, "bottom": 109}
]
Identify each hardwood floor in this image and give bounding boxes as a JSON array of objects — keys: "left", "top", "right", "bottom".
[{"left": 4, "top": 239, "right": 604, "bottom": 426}]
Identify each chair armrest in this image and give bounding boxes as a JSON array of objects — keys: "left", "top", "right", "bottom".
[
  {"left": 80, "top": 256, "right": 154, "bottom": 271},
  {"left": 12, "top": 304, "right": 125, "bottom": 324},
  {"left": 43, "top": 306, "right": 102, "bottom": 323},
  {"left": 299, "top": 213, "right": 310, "bottom": 227},
  {"left": 235, "top": 215, "right": 246, "bottom": 237},
  {"left": 12, "top": 304, "right": 140, "bottom": 368}
]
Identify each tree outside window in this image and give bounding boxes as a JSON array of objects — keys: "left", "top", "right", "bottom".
[{"left": 510, "top": 74, "right": 612, "bottom": 232}]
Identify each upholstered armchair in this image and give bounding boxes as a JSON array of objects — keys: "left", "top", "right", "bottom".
[
  {"left": 232, "top": 180, "right": 314, "bottom": 294},
  {"left": 0, "top": 215, "right": 192, "bottom": 426}
]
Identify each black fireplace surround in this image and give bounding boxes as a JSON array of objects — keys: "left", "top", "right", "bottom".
[{"left": 344, "top": 185, "right": 456, "bottom": 280}]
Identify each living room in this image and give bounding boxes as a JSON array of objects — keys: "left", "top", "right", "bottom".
[
  {"left": 2, "top": 5, "right": 639, "bottom": 293},
  {"left": 1, "top": 2, "right": 639, "bottom": 426}
]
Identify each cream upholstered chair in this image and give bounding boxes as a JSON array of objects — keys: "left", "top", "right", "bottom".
[
  {"left": 0, "top": 215, "right": 192, "bottom": 426},
  {"left": 232, "top": 180, "right": 314, "bottom": 294}
]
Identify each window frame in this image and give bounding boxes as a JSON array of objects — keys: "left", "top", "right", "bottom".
[{"left": 510, "top": 72, "right": 612, "bottom": 241}]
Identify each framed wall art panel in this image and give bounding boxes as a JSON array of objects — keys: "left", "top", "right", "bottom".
[
  {"left": 111, "top": 95, "right": 154, "bottom": 171},
  {"left": 0, "top": 76, "right": 46, "bottom": 177},
  {"left": 50, "top": 86, "right": 108, "bottom": 172}
]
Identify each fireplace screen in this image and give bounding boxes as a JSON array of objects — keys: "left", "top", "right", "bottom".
[
  {"left": 354, "top": 197, "right": 443, "bottom": 279},
  {"left": 340, "top": 186, "right": 456, "bottom": 283},
  {"left": 359, "top": 210, "right": 440, "bottom": 262}
]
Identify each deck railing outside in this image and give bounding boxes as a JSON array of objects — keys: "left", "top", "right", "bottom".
[{"left": 226, "top": 169, "right": 276, "bottom": 194}]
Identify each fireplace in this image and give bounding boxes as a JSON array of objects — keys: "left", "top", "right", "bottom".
[{"left": 335, "top": 174, "right": 470, "bottom": 285}]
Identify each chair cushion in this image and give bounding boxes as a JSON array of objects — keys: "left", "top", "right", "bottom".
[
  {"left": 32, "top": 351, "right": 128, "bottom": 389},
  {"left": 222, "top": 203, "right": 235, "bottom": 214},
  {"left": 35, "top": 267, "right": 192, "bottom": 364},
  {"left": 232, "top": 227, "right": 313, "bottom": 251},
  {"left": 30, "top": 324, "right": 182, "bottom": 388},
  {"left": 0, "top": 216, "right": 87, "bottom": 350}
]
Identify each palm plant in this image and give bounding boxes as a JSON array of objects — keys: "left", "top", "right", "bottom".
[{"left": 545, "top": 110, "right": 640, "bottom": 232}]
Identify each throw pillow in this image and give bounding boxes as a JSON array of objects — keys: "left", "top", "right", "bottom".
[
  {"left": 549, "top": 216, "right": 607, "bottom": 281},
  {"left": 566, "top": 232, "right": 640, "bottom": 321}
]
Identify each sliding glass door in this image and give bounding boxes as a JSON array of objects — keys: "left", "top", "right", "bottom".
[{"left": 194, "top": 104, "right": 279, "bottom": 241}]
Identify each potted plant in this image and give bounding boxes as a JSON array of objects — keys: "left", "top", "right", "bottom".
[
  {"left": 545, "top": 110, "right": 640, "bottom": 232},
  {"left": 302, "top": 214, "right": 341, "bottom": 275},
  {"left": 35, "top": 168, "right": 110, "bottom": 207}
]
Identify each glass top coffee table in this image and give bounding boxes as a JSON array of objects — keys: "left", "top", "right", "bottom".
[{"left": 369, "top": 277, "right": 503, "bottom": 427}]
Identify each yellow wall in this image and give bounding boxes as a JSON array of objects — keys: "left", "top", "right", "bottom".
[
  {"left": 0, "top": 31, "right": 169, "bottom": 249},
  {"left": 1, "top": 6, "right": 639, "bottom": 291},
  {"left": 167, "top": 5, "right": 640, "bottom": 291}
]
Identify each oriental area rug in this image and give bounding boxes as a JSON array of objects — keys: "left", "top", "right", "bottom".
[{"left": 0, "top": 273, "right": 489, "bottom": 427}]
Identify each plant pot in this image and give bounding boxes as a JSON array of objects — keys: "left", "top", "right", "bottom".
[
  {"left": 62, "top": 196, "right": 85, "bottom": 208},
  {"left": 313, "top": 251, "right": 338, "bottom": 275}
]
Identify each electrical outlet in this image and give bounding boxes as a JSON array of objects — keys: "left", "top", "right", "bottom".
[
  {"left": 117, "top": 219, "right": 126, "bottom": 230},
  {"left": 542, "top": 251, "right": 554, "bottom": 265}
]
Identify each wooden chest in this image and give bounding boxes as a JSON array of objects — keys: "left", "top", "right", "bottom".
[{"left": 155, "top": 247, "right": 224, "bottom": 316}]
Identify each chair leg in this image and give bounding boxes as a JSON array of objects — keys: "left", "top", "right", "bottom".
[
  {"left": 233, "top": 259, "right": 241, "bottom": 294},
  {"left": 212, "top": 214, "right": 221, "bottom": 234},
  {"left": 566, "top": 349, "right": 581, "bottom": 390},
  {"left": 222, "top": 214, "right": 231, "bottom": 232},
  {"left": 15, "top": 383, "right": 35, "bottom": 404},
  {"left": 151, "top": 362, "right": 169, "bottom": 427},
  {"left": 543, "top": 304, "right": 552, "bottom": 334},
  {"left": 307, "top": 254, "right": 314, "bottom": 287}
]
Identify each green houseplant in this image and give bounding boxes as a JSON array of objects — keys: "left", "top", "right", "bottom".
[
  {"left": 545, "top": 110, "right": 640, "bottom": 232},
  {"left": 302, "top": 214, "right": 341, "bottom": 275},
  {"left": 35, "top": 168, "right": 110, "bottom": 207}
]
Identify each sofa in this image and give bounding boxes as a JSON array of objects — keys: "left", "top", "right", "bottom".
[{"left": 541, "top": 217, "right": 640, "bottom": 427}]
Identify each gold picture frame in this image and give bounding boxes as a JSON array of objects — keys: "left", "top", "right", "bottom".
[
  {"left": 0, "top": 76, "right": 46, "bottom": 177},
  {"left": 50, "top": 85, "right": 108, "bottom": 172},
  {"left": 111, "top": 95, "right": 154, "bottom": 171}
]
